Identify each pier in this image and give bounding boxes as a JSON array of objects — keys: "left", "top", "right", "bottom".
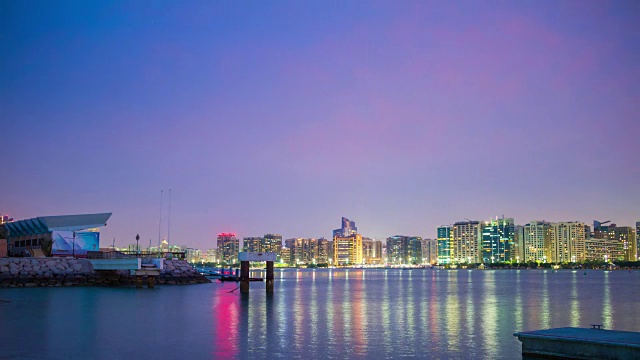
[
  {"left": 238, "top": 252, "right": 276, "bottom": 293},
  {"left": 514, "top": 327, "right": 640, "bottom": 359}
]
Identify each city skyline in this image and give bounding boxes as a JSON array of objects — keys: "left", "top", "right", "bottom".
[{"left": 2, "top": 2, "right": 639, "bottom": 250}]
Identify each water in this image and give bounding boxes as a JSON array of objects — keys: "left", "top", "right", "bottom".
[{"left": 1, "top": 269, "right": 639, "bottom": 359}]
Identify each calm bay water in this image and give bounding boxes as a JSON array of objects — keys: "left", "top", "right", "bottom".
[{"left": 1, "top": 269, "right": 639, "bottom": 360}]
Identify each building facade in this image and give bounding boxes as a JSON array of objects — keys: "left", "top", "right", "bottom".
[
  {"left": 451, "top": 221, "right": 482, "bottom": 263},
  {"left": 549, "top": 222, "right": 586, "bottom": 263},
  {"left": 333, "top": 234, "right": 363, "bottom": 265},
  {"left": 216, "top": 233, "right": 239, "bottom": 264},
  {"left": 523, "top": 221, "right": 552, "bottom": 262},
  {"left": 437, "top": 226, "right": 451, "bottom": 264},
  {"left": 481, "top": 217, "right": 515, "bottom": 263}
]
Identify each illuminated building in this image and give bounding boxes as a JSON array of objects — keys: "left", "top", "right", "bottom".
[
  {"left": 4, "top": 213, "right": 112, "bottom": 257},
  {"left": 205, "top": 248, "right": 217, "bottom": 263},
  {"left": 481, "top": 217, "right": 515, "bottom": 263},
  {"left": 317, "top": 238, "right": 330, "bottom": 263},
  {"left": 523, "top": 221, "right": 551, "bottom": 262},
  {"left": 216, "top": 233, "right": 239, "bottom": 264},
  {"left": 362, "top": 238, "right": 383, "bottom": 264},
  {"left": 280, "top": 247, "right": 291, "bottom": 264},
  {"left": 607, "top": 225, "right": 635, "bottom": 261},
  {"left": 437, "top": 226, "right": 451, "bottom": 264},
  {"left": 262, "top": 234, "right": 283, "bottom": 260},
  {"left": 513, "top": 225, "right": 525, "bottom": 262},
  {"left": 549, "top": 222, "right": 586, "bottom": 263},
  {"left": 333, "top": 234, "right": 362, "bottom": 265},
  {"left": 386, "top": 236, "right": 422, "bottom": 265},
  {"left": 584, "top": 237, "right": 625, "bottom": 262},
  {"left": 421, "top": 238, "right": 437, "bottom": 264},
  {"left": 243, "top": 237, "right": 262, "bottom": 252},
  {"left": 451, "top": 221, "right": 482, "bottom": 264},
  {"left": 333, "top": 217, "right": 357, "bottom": 237}
]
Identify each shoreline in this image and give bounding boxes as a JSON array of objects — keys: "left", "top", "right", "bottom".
[{"left": 0, "top": 258, "right": 210, "bottom": 288}]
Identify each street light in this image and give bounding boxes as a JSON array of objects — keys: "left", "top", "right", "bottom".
[{"left": 136, "top": 234, "right": 140, "bottom": 255}]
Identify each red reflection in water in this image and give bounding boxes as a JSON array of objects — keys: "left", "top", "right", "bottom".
[{"left": 211, "top": 286, "right": 240, "bottom": 358}]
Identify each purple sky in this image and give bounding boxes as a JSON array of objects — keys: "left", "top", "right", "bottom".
[{"left": 2, "top": 1, "right": 639, "bottom": 249}]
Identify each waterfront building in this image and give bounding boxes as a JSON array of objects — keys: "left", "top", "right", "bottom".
[
  {"left": 584, "top": 237, "right": 625, "bottom": 262},
  {"left": 386, "top": 236, "right": 422, "bottom": 265},
  {"left": 333, "top": 217, "right": 357, "bottom": 238},
  {"left": 185, "top": 248, "right": 201, "bottom": 263},
  {"left": 607, "top": 225, "right": 636, "bottom": 261},
  {"left": 593, "top": 220, "right": 612, "bottom": 239},
  {"left": 3, "top": 213, "right": 112, "bottom": 257},
  {"left": 421, "top": 238, "right": 437, "bottom": 264},
  {"left": 437, "top": 226, "right": 451, "bottom": 264},
  {"left": 549, "top": 222, "right": 586, "bottom": 263},
  {"left": 243, "top": 237, "right": 262, "bottom": 252},
  {"left": 317, "top": 238, "right": 330, "bottom": 263},
  {"left": 451, "top": 221, "right": 482, "bottom": 264},
  {"left": 216, "top": 233, "right": 239, "bottom": 264},
  {"left": 513, "top": 225, "right": 525, "bottom": 263},
  {"left": 481, "top": 217, "right": 515, "bottom": 263},
  {"left": 280, "top": 247, "right": 291, "bottom": 264},
  {"left": 262, "top": 234, "right": 283, "bottom": 260},
  {"left": 333, "top": 234, "right": 363, "bottom": 265},
  {"left": 205, "top": 248, "right": 216, "bottom": 263},
  {"left": 362, "top": 238, "right": 383, "bottom": 264},
  {"left": 523, "top": 221, "right": 552, "bottom": 262}
]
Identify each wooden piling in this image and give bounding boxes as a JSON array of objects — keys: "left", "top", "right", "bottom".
[
  {"left": 240, "top": 261, "right": 250, "bottom": 293},
  {"left": 266, "top": 261, "right": 274, "bottom": 293},
  {"left": 147, "top": 276, "right": 155, "bottom": 288}
]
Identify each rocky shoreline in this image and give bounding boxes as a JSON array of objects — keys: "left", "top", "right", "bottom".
[{"left": 0, "top": 258, "right": 210, "bottom": 287}]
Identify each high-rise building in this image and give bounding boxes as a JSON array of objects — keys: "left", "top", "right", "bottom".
[
  {"left": 216, "top": 233, "right": 239, "bottom": 264},
  {"left": 262, "top": 233, "right": 283, "bottom": 260},
  {"left": 513, "top": 225, "right": 525, "bottom": 263},
  {"left": 437, "top": 226, "right": 451, "bottom": 264},
  {"left": 333, "top": 234, "right": 363, "bottom": 265},
  {"left": 243, "top": 237, "right": 262, "bottom": 252},
  {"left": 523, "top": 221, "right": 551, "bottom": 262},
  {"left": 593, "top": 220, "right": 611, "bottom": 239},
  {"left": 386, "top": 236, "right": 422, "bottom": 265},
  {"left": 205, "top": 248, "right": 217, "bottom": 263},
  {"left": 549, "top": 222, "right": 586, "bottom": 263},
  {"left": 607, "top": 225, "right": 635, "bottom": 261},
  {"left": 362, "top": 238, "right": 383, "bottom": 264},
  {"left": 317, "top": 238, "right": 330, "bottom": 264},
  {"left": 421, "top": 238, "right": 437, "bottom": 264},
  {"left": 280, "top": 247, "right": 291, "bottom": 264},
  {"left": 451, "top": 221, "right": 482, "bottom": 264},
  {"left": 333, "top": 217, "right": 357, "bottom": 238},
  {"left": 481, "top": 217, "right": 515, "bottom": 263}
]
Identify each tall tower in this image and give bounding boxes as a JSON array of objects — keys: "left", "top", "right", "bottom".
[
  {"left": 523, "top": 221, "right": 552, "bottom": 262},
  {"left": 481, "top": 217, "right": 515, "bottom": 263},
  {"left": 216, "top": 233, "right": 239, "bottom": 264},
  {"left": 451, "top": 221, "right": 482, "bottom": 263},
  {"left": 332, "top": 217, "right": 362, "bottom": 265},
  {"left": 437, "top": 225, "right": 451, "bottom": 264}
]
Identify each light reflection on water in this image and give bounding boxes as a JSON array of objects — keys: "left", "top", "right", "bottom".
[{"left": 1, "top": 269, "right": 639, "bottom": 360}]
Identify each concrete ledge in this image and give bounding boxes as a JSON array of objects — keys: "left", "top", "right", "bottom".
[
  {"left": 238, "top": 252, "right": 276, "bottom": 262},
  {"left": 514, "top": 327, "right": 640, "bottom": 360},
  {"left": 89, "top": 258, "right": 141, "bottom": 270}
]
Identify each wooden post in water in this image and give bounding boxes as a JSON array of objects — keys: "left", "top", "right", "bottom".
[
  {"left": 240, "top": 261, "right": 250, "bottom": 293},
  {"left": 135, "top": 276, "right": 143, "bottom": 289},
  {"left": 266, "top": 261, "right": 274, "bottom": 293},
  {"left": 147, "top": 276, "right": 155, "bottom": 288}
]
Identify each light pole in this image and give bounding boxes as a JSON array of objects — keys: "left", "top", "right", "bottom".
[
  {"left": 136, "top": 234, "right": 140, "bottom": 255},
  {"left": 72, "top": 231, "right": 76, "bottom": 258}
]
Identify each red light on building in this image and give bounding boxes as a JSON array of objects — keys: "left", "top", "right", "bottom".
[{"left": 217, "top": 232, "right": 236, "bottom": 237}]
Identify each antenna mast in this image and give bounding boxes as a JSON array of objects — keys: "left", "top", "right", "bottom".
[
  {"left": 158, "top": 190, "right": 163, "bottom": 256},
  {"left": 168, "top": 188, "right": 172, "bottom": 250}
]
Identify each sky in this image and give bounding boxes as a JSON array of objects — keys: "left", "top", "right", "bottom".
[{"left": 1, "top": 1, "right": 639, "bottom": 249}]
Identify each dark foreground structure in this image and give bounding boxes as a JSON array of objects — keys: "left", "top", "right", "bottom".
[{"left": 514, "top": 327, "right": 640, "bottom": 360}]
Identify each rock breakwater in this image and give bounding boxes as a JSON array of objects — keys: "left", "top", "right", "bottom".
[{"left": 0, "top": 258, "right": 210, "bottom": 287}]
